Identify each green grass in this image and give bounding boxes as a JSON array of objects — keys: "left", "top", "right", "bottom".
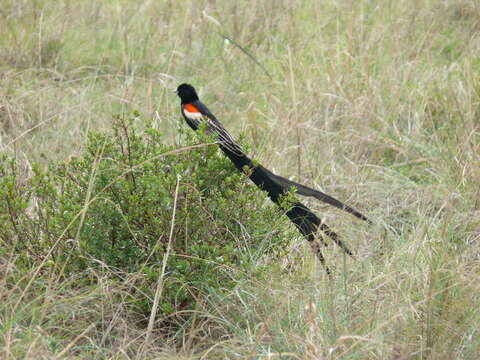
[{"left": 1, "top": 0, "right": 479, "bottom": 358}]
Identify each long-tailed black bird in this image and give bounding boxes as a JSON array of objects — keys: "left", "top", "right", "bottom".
[{"left": 175, "top": 83, "right": 370, "bottom": 269}]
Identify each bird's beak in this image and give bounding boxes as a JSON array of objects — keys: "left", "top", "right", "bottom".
[{"left": 173, "top": 89, "right": 178, "bottom": 94}]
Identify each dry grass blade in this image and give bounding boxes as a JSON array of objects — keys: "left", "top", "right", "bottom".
[
  {"left": 141, "top": 176, "right": 181, "bottom": 355},
  {"left": 54, "top": 323, "right": 96, "bottom": 359},
  {"left": 219, "top": 33, "right": 272, "bottom": 79}
]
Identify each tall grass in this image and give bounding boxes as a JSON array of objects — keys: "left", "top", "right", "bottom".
[{"left": 1, "top": 0, "right": 479, "bottom": 358}]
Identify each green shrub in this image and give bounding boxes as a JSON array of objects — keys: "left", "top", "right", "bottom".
[{"left": 0, "top": 114, "right": 291, "bottom": 326}]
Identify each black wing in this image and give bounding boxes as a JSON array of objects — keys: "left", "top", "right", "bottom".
[{"left": 192, "top": 100, "right": 245, "bottom": 156}]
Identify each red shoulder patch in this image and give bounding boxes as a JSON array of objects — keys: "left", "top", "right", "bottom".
[{"left": 184, "top": 103, "right": 201, "bottom": 113}]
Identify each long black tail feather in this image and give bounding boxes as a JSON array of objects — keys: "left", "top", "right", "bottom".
[
  {"left": 181, "top": 101, "right": 370, "bottom": 268},
  {"left": 264, "top": 167, "right": 372, "bottom": 224},
  {"left": 220, "top": 146, "right": 357, "bottom": 262}
]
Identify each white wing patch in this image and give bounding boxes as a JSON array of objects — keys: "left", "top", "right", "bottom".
[
  {"left": 183, "top": 108, "right": 204, "bottom": 120},
  {"left": 183, "top": 105, "right": 245, "bottom": 156}
]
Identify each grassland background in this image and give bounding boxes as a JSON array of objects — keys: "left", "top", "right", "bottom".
[{"left": 1, "top": 0, "right": 479, "bottom": 358}]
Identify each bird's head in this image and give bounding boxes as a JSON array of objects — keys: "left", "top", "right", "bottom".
[{"left": 175, "top": 83, "right": 199, "bottom": 103}]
